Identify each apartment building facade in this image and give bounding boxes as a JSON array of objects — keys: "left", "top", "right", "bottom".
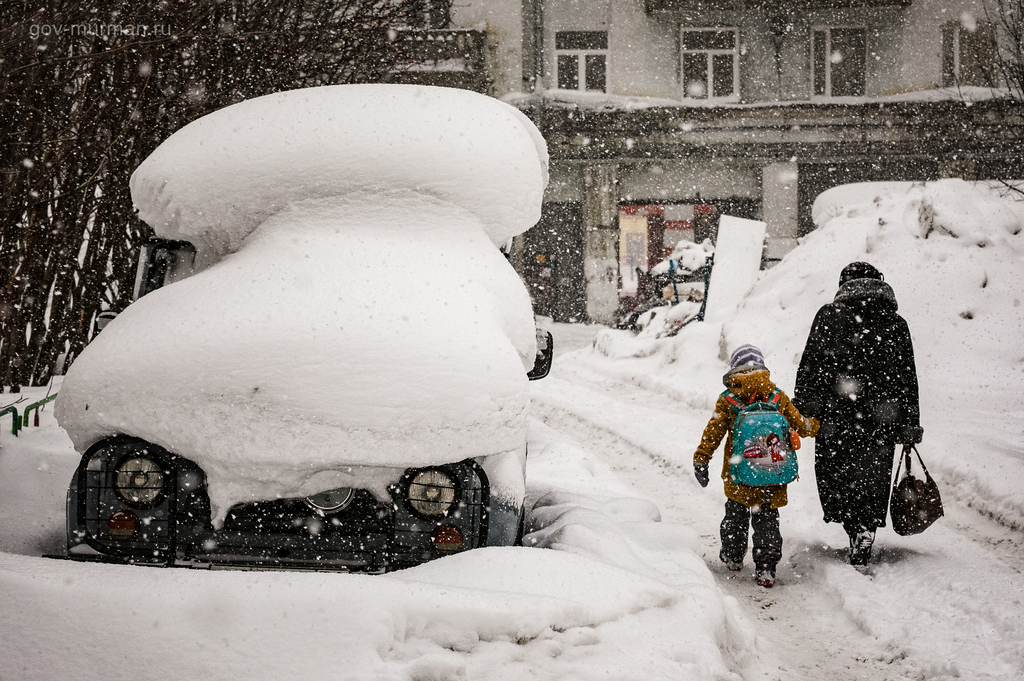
[{"left": 390, "top": 0, "right": 1023, "bottom": 324}]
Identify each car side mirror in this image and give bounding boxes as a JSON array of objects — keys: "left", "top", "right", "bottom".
[
  {"left": 134, "top": 239, "right": 197, "bottom": 301},
  {"left": 528, "top": 329, "right": 553, "bottom": 381},
  {"left": 93, "top": 310, "right": 118, "bottom": 336}
]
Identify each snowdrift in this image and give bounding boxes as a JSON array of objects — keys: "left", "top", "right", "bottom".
[
  {"left": 596, "top": 179, "right": 1024, "bottom": 391},
  {"left": 723, "top": 179, "right": 1024, "bottom": 392},
  {"left": 0, "top": 408, "right": 764, "bottom": 680},
  {"left": 56, "top": 86, "right": 549, "bottom": 522}
]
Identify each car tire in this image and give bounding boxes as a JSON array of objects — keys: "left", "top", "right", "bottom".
[{"left": 513, "top": 507, "right": 526, "bottom": 546}]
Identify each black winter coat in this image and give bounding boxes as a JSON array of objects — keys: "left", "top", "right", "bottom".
[{"left": 795, "top": 278, "right": 923, "bottom": 529}]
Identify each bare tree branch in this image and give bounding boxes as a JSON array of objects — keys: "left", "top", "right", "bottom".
[{"left": 1, "top": 0, "right": 417, "bottom": 389}]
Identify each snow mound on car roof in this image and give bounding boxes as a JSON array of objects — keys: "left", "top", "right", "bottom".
[{"left": 130, "top": 84, "right": 548, "bottom": 265}]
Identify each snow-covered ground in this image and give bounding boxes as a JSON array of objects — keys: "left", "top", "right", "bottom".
[{"left": 1, "top": 179, "right": 1023, "bottom": 680}]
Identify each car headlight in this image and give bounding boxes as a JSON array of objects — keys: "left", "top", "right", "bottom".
[
  {"left": 305, "top": 487, "right": 354, "bottom": 513},
  {"left": 407, "top": 469, "right": 458, "bottom": 517},
  {"left": 114, "top": 457, "right": 165, "bottom": 507}
]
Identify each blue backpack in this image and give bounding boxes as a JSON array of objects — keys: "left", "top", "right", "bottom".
[{"left": 722, "top": 389, "right": 798, "bottom": 487}]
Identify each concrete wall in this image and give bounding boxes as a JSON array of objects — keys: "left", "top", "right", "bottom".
[
  {"left": 545, "top": 163, "right": 584, "bottom": 202},
  {"left": 582, "top": 165, "right": 620, "bottom": 323},
  {"left": 762, "top": 162, "right": 799, "bottom": 259},
  {"left": 452, "top": 0, "right": 523, "bottom": 96},
  {"left": 516, "top": 1, "right": 981, "bottom": 102},
  {"left": 617, "top": 161, "right": 760, "bottom": 202},
  {"left": 606, "top": 0, "right": 680, "bottom": 98},
  {"left": 901, "top": 0, "right": 993, "bottom": 91}
]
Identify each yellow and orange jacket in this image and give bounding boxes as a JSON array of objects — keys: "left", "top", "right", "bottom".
[{"left": 694, "top": 368, "right": 819, "bottom": 510}]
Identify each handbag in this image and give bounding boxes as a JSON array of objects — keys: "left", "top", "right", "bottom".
[{"left": 889, "top": 444, "right": 944, "bottom": 536}]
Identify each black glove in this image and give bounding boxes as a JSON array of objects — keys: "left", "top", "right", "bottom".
[
  {"left": 694, "top": 463, "right": 709, "bottom": 488},
  {"left": 794, "top": 397, "right": 821, "bottom": 420},
  {"left": 897, "top": 425, "right": 924, "bottom": 445}
]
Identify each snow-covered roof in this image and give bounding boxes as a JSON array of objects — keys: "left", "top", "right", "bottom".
[{"left": 503, "top": 86, "right": 1012, "bottom": 114}]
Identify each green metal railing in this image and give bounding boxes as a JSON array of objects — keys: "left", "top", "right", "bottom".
[
  {"left": 0, "top": 393, "right": 57, "bottom": 437},
  {"left": 1, "top": 405, "right": 20, "bottom": 436},
  {"left": 22, "top": 394, "right": 58, "bottom": 428}
]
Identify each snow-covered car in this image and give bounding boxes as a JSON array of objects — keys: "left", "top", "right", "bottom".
[{"left": 54, "top": 84, "right": 551, "bottom": 572}]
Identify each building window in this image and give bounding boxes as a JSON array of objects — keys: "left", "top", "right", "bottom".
[
  {"left": 812, "top": 27, "right": 866, "bottom": 97},
  {"left": 555, "top": 31, "right": 608, "bottom": 92},
  {"left": 680, "top": 28, "right": 738, "bottom": 100},
  {"left": 942, "top": 21, "right": 997, "bottom": 87},
  {"left": 407, "top": 0, "right": 450, "bottom": 29}
]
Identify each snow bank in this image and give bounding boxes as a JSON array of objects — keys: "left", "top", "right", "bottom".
[
  {"left": 0, "top": 548, "right": 678, "bottom": 681},
  {"left": 57, "top": 85, "right": 549, "bottom": 522},
  {"left": 595, "top": 179, "right": 1024, "bottom": 396},
  {"left": 521, "top": 422, "right": 762, "bottom": 679},
  {"left": 132, "top": 84, "right": 548, "bottom": 266},
  {"left": 729, "top": 179, "right": 1024, "bottom": 533},
  {"left": 724, "top": 179, "right": 1024, "bottom": 393}
]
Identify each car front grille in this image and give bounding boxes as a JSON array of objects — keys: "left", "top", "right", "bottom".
[{"left": 180, "top": 490, "right": 396, "bottom": 571}]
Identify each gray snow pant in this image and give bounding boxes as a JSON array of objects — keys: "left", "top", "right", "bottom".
[{"left": 720, "top": 498, "right": 782, "bottom": 572}]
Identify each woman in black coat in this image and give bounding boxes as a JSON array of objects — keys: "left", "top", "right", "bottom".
[{"left": 795, "top": 262, "right": 923, "bottom": 566}]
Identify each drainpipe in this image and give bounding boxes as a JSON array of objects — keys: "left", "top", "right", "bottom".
[
  {"left": 532, "top": 0, "right": 544, "bottom": 93},
  {"left": 526, "top": 0, "right": 544, "bottom": 167},
  {"left": 767, "top": 12, "right": 791, "bottom": 99}
]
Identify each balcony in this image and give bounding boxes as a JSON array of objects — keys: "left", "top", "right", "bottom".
[
  {"left": 646, "top": 0, "right": 910, "bottom": 11},
  {"left": 521, "top": 98, "right": 1023, "bottom": 166},
  {"left": 386, "top": 29, "right": 489, "bottom": 93}
]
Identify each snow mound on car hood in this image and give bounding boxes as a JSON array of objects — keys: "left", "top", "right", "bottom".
[
  {"left": 57, "top": 197, "right": 538, "bottom": 523},
  {"left": 130, "top": 84, "right": 548, "bottom": 267}
]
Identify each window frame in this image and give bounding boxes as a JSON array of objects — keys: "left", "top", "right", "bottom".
[
  {"left": 554, "top": 31, "right": 609, "bottom": 93},
  {"left": 679, "top": 27, "right": 740, "bottom": 102},
  {"left": 942, "top": 21, "right": 998, "bottom": 88},
  {"left": 811, "top": 25, "right": 867, "bottom": 98}
]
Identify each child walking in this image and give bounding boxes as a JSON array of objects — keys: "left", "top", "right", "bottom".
[{"left": 693, "top": 344, "right": 819, "bottom": 587}]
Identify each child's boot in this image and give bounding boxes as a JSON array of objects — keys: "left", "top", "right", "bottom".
[
  {"left": 754, "top": 568, "right": 775, "bottom": 588},
  {"left": 719, "top": 551, "right": 743, "bottom": 572}
]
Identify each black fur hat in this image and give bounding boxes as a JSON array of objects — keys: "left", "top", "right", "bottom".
[{"left": 839, "top": 261, "right": 884, "bottom": 286}]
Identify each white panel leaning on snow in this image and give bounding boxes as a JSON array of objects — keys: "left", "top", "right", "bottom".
[
  {"left": 56, "top": 85, "right": 550, "bottom": 524},
  {"left": 702, "top": 215, "right": 766, "bottom": 323}
]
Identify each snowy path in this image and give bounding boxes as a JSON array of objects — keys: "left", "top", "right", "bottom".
[{"left": 531, "top": 325, "right": 1024, "bottom": 681}]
